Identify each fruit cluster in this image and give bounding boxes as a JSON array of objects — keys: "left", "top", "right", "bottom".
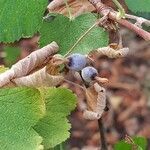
[
  {"left": 66, "top": 53, "right": 108, "bottom": 84},
  {"left": 65, "top": 53, "right": 108, "bottom": 120}
]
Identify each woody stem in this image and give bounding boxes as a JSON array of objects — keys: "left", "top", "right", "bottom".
[{"left": 98, "top": 118, "right": 108, "bottom": 150}]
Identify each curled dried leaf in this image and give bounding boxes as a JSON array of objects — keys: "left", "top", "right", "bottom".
[
  {"left": 14, "top": 67, "right": 64, "bottom": 87},
  {"left": 83, "top": 83, "right": 106, "bottom": 120},
  {"left": 12, "top": 54, "right": 67, "bottom": 87},
  {"left": 46, "top": 54, "right": 68, "bottom": 75},
  {"left": 83, "top": 110, "right": 100, "bottom": 120},
  {"left": 89, "top": 44, "right": 129, "bottom": 59},
  {"left": 47, "top": 0, "right": 67, "bottom": 11},
  {"left": 0, "top": 42, "right": 59, "bottom": 87},
  {"left": 47, "top": 0, "right": 95, "bottom": 17}
]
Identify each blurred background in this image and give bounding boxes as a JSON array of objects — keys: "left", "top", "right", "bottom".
[{"left": 0, "top": 0, "right": 149, "bottom": 149}]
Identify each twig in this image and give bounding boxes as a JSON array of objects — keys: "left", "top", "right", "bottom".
[
  {"left": 63, "top": 78, "right": 85, "bottom": 90},
  {"left": 88, "top": 0, "right": 150, "bottom": 41},
  {"left": 98, "top": 118, "right": 108, "bottom": 150},
  {"left": 116, "top": 18, "right": 150, "bottom": 40},
  {"left": 125, "top": 14, "right": 150, "bottom": 27}
]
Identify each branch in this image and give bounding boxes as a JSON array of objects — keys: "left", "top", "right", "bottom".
[
  {"left": 88, "top": 0, "right": 150, "bottom": 41},
  {"left": 98, "top": 118, "right": 108, "bottom": 150},
  {"left": 125, "top": 14, "right": 150, "bottom": 27}
]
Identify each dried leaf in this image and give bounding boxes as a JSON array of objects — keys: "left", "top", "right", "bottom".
[
  {"left": 14, "top": 67, "right": 64, "bottom": 87},
  {"left": 0, "top": 42, "right": 59, "bottom": 87},
  {"left": 83, "top": 83, "right": 106, "bottom": 120},
  {"left": 47, "top": 0, "right": 95, "bottom": 17},
  {"left": 13, "top": 54, "right": 67, "bottom": 87},
  {"left": 89, "top": 45, "right": 129, "bottom": 58}
]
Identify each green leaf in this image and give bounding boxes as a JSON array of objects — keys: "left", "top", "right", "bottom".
[
  {"left": 125, "top": 0, "right": 150, "bottom": 13},
  {"left": 39, "top": 13, "right": 109, "bottom": 55},
  {"left": 114, "top": 141, "right": 132, "bottom": 150},
  {"left": 3, "top": 46, "right": 20, "bottom": 66},
  {"left": 34, "top": 87, "right": 77, "bottom": 149},
  {"left": 114, "top": 137, "right": 147, "bottom": 150},
  {"left": 0, "top": 0, "right": 47, "bottom": 43},
  {"left": 0, "top": 87, "right": 45, "bottom": 150},
  {"left": 50, "top": 143, "right": 66, "bottom": 150},
  {"left": 133, "top": 137, "right": 147, "bottom": 150}
]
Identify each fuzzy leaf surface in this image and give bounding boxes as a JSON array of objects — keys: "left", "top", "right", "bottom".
[
  {"left": 40, "top": 13, "right": 109, "bottom": 55},
  {"left": 114, "top": 136, "right": 147, "bottom": 150},
  {"left": 0, "top": 87, "right": 45, "bottom": 150},
  {"left": 0, "top": 0, "right": 47, "bottom": 42},
  {"left": 3, "top": 46, "right": 20, "bottom": 66},
  {"left": 34, "top": 88, "right": 77, "bottom": 149},
  {"left": 114, "top": 141, "right": 132, "bottom": 150},
  {"left": 133, "top": 137, "right": 147, "bottom": 150},
  {"left": 125, "top": 0, "right": 150, "bottom": 13}
]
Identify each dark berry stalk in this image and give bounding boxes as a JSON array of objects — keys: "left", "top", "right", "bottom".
[{"left": 98, "top": 118, "right": 108, "bottom": 150}]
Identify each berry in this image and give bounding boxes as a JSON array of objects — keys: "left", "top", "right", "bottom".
[
  {"left": 67, "top": 53, "right": 87, "bottom": 71},
  {"left": 81, "top": 66, "right": 98, "bottom": 82}
]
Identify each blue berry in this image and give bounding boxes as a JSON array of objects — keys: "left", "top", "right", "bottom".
[
  {"left": 81, "top": 66, "right": 98, "bottom": 82},
  {"left": 67, "top": 53, "right": 87, "bottom": 71}
]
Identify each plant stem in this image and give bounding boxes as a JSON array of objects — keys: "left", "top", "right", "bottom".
[
  {"left": 98, "top": 118, "right": 108, "bottom": 150},
  {"left": 125, "top": 14, "right": 150, "bottom": 27},
  {"left": 63, "top": 79, "right": 85, "bottom": 90},
  {"left": 112, "top": 0, "right": 125, "bottom": 18},
  {"left": 64, "top": 0, "right": 72, "bottom": 20},
  {"left": 88, "top": 0, "right": 150, "bottom": 41}
]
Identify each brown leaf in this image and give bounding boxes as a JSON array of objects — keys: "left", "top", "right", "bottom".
[
  {"left": 83, "top": 83, "right": 106, "bottom": 120},
  {"left": 48, "top": 0, "right": 95, "bottom": 18}
]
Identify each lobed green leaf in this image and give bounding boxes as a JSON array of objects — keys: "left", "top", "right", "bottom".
[
  {"left": 0, "top": 0, "right": 47, "bottom": 43},
  {"left": 34, "top": 87, "right": 77, "bottom": 149},
  {"left": 3, "top": 46, "right": 20, "bottom": 67},
  {"left": 0, "top": 87, "right": 45, "bottom": 150}
]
